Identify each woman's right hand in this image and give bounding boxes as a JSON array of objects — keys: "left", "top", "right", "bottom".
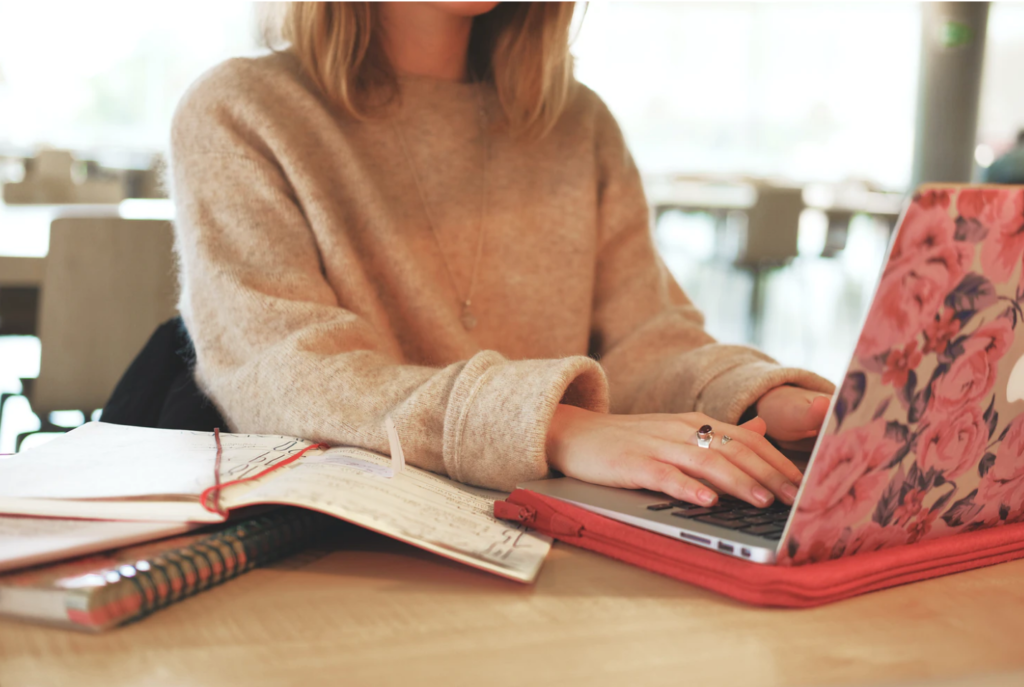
[{"left": 545, "top": 404, "right": 805, "bottom": 508}]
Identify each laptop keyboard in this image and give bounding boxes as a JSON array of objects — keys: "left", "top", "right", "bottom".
[{"left": 646, "top": 494, "right": 791, "bottom": 540}]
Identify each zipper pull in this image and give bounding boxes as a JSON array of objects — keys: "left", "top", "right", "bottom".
[
  {"left": 494, "top": 501, "right": 537, "bottom": 524},
  {"left": 494, "top": 501, "right": 584, "bottom": 537}
]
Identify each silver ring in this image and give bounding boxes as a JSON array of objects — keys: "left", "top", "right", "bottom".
[
  {"left": 696, "top": 424, "right": 714, "bottom": 449},
  {"left": 721, "top": 435, "right": 733, "bottom": 445}
]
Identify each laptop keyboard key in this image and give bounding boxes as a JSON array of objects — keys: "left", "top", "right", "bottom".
[
  {"left": 694, "top": 516, "right": 749, "bottom": 530},
  {"left": 745, "top": 524, "right": 784, "bottom": 536},
  {"left": 646, "top": 503, "right": 673, "bottom": 511},
  {"left": 744, "top": 515, "right": 777, "bottom": 525},
  {"left": 672, "top": 508, "right": 715, "bottom": 518},
  {"left": 711, "top": 511, "right": 748, "bottom": 521},
  {"left": 669, "top": 501, "right": 718, "bottom": 512},
  {"left": 705, "top": 505, "right": 733, "bottom": 514}
]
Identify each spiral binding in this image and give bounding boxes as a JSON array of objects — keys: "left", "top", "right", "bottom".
[{"left": 52, "top": 508, "right": 334, "bottom": 631}]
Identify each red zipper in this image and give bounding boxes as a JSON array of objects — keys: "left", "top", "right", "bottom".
[{"left": 495, "top": 492, "right": 700, "bottom": 564}]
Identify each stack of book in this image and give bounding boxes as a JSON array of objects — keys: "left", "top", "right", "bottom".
[{"left": 0, "top": 422, "right": 553, "bottom": 631}]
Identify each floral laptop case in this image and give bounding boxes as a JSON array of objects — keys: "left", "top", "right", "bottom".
[{"left": 782, "top": 185, "right": 1024, "bottom": 565}]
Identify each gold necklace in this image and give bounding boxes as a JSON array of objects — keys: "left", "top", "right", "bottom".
[{"left": 392, "top": 79, "right": 489, "bottom": 331}]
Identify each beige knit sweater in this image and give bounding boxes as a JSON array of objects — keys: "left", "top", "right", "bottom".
[{"left": 170, "top": 52, "right": 833, "bottom": 491}]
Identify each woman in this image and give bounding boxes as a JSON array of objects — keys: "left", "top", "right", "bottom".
[{"left": 170, "top": 2, "right": 834, "bottom": 509}]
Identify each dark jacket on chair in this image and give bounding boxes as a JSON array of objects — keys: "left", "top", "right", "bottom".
[{"left": 102, "top": 317, "right": 226, "bottom": 431}]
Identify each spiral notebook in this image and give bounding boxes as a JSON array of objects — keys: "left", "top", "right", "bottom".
[{"left": 0, "top": 508, "right": 333, "bottom": 631}]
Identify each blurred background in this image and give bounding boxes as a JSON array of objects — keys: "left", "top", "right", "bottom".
[{"left": 1, "top": 1, "right": 1023, "bottom": 452}]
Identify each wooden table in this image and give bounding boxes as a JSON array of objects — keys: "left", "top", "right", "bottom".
[{"left": 2, "top": 527, "right": 1024, "bottom": 687}]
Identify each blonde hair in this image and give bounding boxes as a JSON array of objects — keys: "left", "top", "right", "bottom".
[{"left": 271, "top": 2, "right": 578, "bottom": 138}]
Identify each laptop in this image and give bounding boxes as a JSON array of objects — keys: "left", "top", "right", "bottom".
[{"left": 520, "top": 184, "right": 1024, "bottom": 565}]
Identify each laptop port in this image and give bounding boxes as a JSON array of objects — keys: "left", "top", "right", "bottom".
[
  {"left": 717, "top": 542, "right": 734, "bottom": 553},
  {"left": 679, "top": 532, "right": 711, "bottom": 545},
  {"left": 740, "top": 548, "right": 751, "bottom": 558}
]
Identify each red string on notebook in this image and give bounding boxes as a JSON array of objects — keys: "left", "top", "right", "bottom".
[{"left": 200, "top": 428, "right": 328, "bottom": 515}]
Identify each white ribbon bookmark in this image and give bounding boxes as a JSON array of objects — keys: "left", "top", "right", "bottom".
[{"left": 384, "top": 416, "right": 406, "bottom": 478}]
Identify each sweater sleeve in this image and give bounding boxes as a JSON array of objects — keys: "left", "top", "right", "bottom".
[
  {"left": 588, "top": 99, "right": 835, "bottom": 422},
  {"left": 169, "top": 71, "right": 608, "bottom": 492}
]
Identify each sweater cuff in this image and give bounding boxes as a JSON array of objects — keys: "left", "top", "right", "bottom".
[
  {"left": 698, "top": 360, "right": 836, "bottom": 424},
  {"left": 441, "top": 352, "right": 609, "bottom": 491}
]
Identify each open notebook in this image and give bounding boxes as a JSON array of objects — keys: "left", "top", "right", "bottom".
[{"left": 0, "top": 422, "right": 551, "bottom": 583}]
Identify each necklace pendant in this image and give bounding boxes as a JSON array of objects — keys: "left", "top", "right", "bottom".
[{"left": 460, "top": 307, "right": 477, "bottom": 331}]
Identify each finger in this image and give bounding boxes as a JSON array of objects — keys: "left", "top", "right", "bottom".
[
  {"left": 622, "top": 456, "right": 719, "bottom": 506},
  {"left": 779, "top": 391, "right": 831, "bottom": 434},
  {"left": 775, "top": 436, "right": 820, "bottom": 453},
  {"left": 740, "top": 416, "right": 767, "bottom": 436},
  {"left": 738, "top": 417, "right": 813, "bottom": 477},
  {"left": 786, "top": 429, "right": 822, "bottom": 440},
  {"left": 675, "top": 415, "right": 803, "bottom": 489},
  {"left": 795, "top": 395, "right": 831, "bottom": 436},
  {"left": 718, "top": 440, "right": 801, "bottom": 505},
  {"left": 654, "top": 440, "right": 775, "bottom": 508},
  {"left": 722, "top": 424, "right": 805, "bottom": 485}
]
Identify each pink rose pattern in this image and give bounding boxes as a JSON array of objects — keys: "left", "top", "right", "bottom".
[
  {"left": 929, "top": 318, "right": 1013, "bottom": 414},
  {"left": 856, "top": 194, "right": 973, "bottom": 358},
  {"left": 976, "top": 414, "right": 1024, "bottom": 524},
  {"left": 782, "top": 187, "right": 1024, "bottom": 566}
]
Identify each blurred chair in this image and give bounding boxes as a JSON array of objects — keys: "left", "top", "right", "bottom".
[
  {"left": 648, "top": 176, "right": 805, "bottom": 346},
  {"left": 16, "top": 217, "right": 177, "bottom": 448},
  {"left": 822, "top": 210, "right": 855, "bottom": 258},
  {"left": 3, "top": 150, "right": 124, "bottom": 205},
  {"left": 124, "top": 155, "right": 168, "bottom": 199},
  {"left": 0, "top": 256, "right": 45, "bottom": 334},
  {"left": 737, "top": 183, "right": 805, "bottom": 344},
  {"left": 0, "top": 257, "right": 46, "bottom": 432},
  {"left": 739, "top": 184, "right": 803, "bottom": 267}
]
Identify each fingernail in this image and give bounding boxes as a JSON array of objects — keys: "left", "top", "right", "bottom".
[
  {"left": 752, "top": 485, "right": 773, "bottom": 505},
  {"left": 698, "top": 488, "right": 717, "bottom": 505},
  {"left": 781, "top": 483, "right": 799, "bottom": 502}
]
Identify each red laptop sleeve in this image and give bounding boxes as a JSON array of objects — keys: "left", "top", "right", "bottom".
[{"left": 495, "top": 489, "right": 1024, "bottom": 607}]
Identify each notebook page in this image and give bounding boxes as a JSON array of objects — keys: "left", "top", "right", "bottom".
[
  {"left": 0, "top": 423, "right": 315, "bottom": 521},
  {"left": 225, "top": 447, "right": 553, "bottom": 583},
  {"left": 0, "top": 516, "right": 192, "bottom": 573}
]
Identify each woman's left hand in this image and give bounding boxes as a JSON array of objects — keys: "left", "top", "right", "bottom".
[{"left": 755, "top": 385, "right": 832, "bottom": 451}]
